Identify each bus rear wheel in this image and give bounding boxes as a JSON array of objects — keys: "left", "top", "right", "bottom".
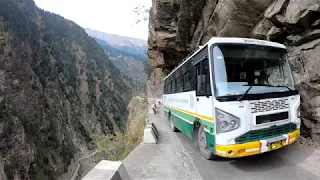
[
  {"left": 169, "top": 114, "right": 179, "bottom": 132},
  {"left": 198, "top": 125, "right": 218, "bottom": 160}
]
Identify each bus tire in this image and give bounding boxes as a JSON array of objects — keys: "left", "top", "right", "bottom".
[
  {"left": 198, "top": 125, "right": 218, "bottom": 160},
  {"left": 193, "top": 126, "right": 200, "bottom": 150},
  {"left": 169, "top": 114, "right": 179, "bottom": 132}
]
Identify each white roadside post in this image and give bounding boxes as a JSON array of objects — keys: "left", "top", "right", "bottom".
[
  {"left": 82, "top": 160, "right": 131, "bottom": 180},
  {"left": 143, "top": 103, "right": 160, "bottom": 144}
]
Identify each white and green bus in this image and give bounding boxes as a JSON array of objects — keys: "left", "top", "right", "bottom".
[{"left": 163, "top": 37, "right": 301, "bottom": 159}]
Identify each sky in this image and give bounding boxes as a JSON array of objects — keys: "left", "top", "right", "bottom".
[{"left": 33, "top": 0, "right": 151, "bottom": 40}]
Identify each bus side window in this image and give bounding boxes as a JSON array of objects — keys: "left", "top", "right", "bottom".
[
  {"left": 165, "top": 79, "right": 168, "bottom": 94},
  {"left": 177, "top": 76, "right": 182, "bottom": 92},
  {"left": 196, "top": 59, "right": 211, "bottom": 96}
]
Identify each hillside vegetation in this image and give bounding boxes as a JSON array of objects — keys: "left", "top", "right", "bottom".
[
  {"left": 0, "top": 0, "right": 139, "bottom": 179},
  {"left": 93, "top": 97, "right": 148, "bottom": 161},
  {"left": 94, "top": 37, "right": 148, "bottom": 84}
]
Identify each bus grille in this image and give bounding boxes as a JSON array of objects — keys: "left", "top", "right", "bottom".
[
  {"left": 235, "top": 123, "right": 297, "bottom": 144},
  {"left": 250, "top": 98, "right": 289, "bottom": 113}
]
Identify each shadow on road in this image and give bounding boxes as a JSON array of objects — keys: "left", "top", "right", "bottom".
[
  {"left": 228, "top": 148, "right": 291, "bottom": 171},
  {"left": 176, "top": 129, "right": 319, "bottom": 179},
  {"left": 228, "top": 143, "right": 316, "bottom": 172}
]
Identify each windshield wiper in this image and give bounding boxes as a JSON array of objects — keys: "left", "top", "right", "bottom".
[
  {"left": 237, "top": 84, "right": 293, "bottom": 101},
  {"left": 237, "top": 85, "right": 254, "bottom": 101}
]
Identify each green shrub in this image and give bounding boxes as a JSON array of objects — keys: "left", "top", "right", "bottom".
[
  {"left": 92, "top": 98, "right": 148, "bottom": 160},
  {"left": 92, "top": 133, "right": 133, "bottom": 161},
  {"left": 4, "top": 155, "right": 16, "bottom": 180}
]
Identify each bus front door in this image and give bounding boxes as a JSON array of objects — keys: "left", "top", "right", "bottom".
[{"left": 195, "top": 59, "right": 213, "bottom": 125}]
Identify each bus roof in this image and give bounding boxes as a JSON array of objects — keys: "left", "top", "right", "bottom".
[
  {"left": 163, "top": 37, "right": 287, "bottom": 80},
  {"left": 206, "top": 37, "right": 286, "bottom": 49}
]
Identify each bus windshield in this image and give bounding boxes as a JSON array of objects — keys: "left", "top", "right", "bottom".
[{"left": 212, "top": 44, "right": 295, "bottom": 98}]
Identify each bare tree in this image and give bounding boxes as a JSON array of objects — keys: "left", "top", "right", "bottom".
[{"left": 132, "top": 4, "right": 150, "bottom": 24}]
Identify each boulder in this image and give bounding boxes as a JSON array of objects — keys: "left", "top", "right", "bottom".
[
  {"left": 297, "top": 3, "right": 320, "bottom": 27},
  {"left": 311, "top": 19, "right": 320, "bottom": 27},
  {"left": 155, "top": 32, "right": 177, "bottom": 50},
  {"left": 206, "top": 0, "right": 274, "bottom": 37},
  {"left": 250, "top": 18, "right": 274, "bottom": 40},
  {"left": 284, "top": 0, "right": 320, "bottom": 25},
  {"left": 176, "top": 0, "right": 205, "bottom": 51},
  {"left": 148, "top": 50, "right": 165, "bottom": 68},
  {"left": 287, "top": 29, "right": 320, "bottom": 46},
  {"left": 264, "top": 0, "right": 287, "bottom": 19},
  {"left": 190, "top": 1, "right": 217, "bottom": 50}
]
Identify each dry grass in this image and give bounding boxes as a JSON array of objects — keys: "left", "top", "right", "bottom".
[
  {"left": 92, "top": 97, "right": 148, "bottom": 160},
  {"left": 126, "top": 97, "right": 148, "bottom": 144}
]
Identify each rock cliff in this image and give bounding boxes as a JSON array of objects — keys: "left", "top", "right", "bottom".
[
  {"left": 147, "top": 0, "right": 320, "bottom": 141},
  {"left": 0, "top": 0, "right": 137, "bottom": 179}
]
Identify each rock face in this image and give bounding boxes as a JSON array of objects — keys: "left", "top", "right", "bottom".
[
  {"left": 0, "top": 157, "right": 6, "bottom": 180},
  {"left": 147, "top": 0, "right": 320, "bottom": 141},
  {"left": 0, "top": 0, "right": 136, "bottom": 179}
]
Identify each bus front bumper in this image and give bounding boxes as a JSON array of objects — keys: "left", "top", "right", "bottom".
[{"left": 215, "top": 129, "right": 300, "bottom": 158}]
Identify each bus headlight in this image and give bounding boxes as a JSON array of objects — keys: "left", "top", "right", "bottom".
[
  {"left": 215, "top": 108, "right": 240, "bottom": 134},
  {"left": 230, "top": 120, "right": 238, "bottom": 128},
  {"left": 221, "top": 121, "right": 229, "bottom": 129}
]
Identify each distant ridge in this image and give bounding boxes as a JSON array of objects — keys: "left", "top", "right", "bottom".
[
  {"left": 93, "top": 37, "right": 147, "bottom": 83},
  {"left": 85, "top": 28, "right": 147, "bottom": 59}
]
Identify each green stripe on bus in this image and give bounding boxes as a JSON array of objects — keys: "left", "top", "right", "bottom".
[
  {"left": 164, "top": 106, "right": 215, "bottom": 134},
  {"left": 206, "top": 131, "right": 215, "bottom": 153},
  {"left": 173, "top": 114, "right": 194, "bottom": 139},
  {"left": 167, "top": 107, "right": 195, "bottom": 123},
  {"left": 164, "top": 107, "right": 216, "bottom": 153}
]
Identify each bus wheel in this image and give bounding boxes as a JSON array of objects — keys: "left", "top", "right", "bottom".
[
  {"left": 198, "top": 125, "right": 218, "bottom": 160},
  {"left": 169, "top": 115, "right": 178, "bottom": 132}
]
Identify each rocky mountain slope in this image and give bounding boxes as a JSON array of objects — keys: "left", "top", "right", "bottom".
[
  {"left": 94, "top": 37, "right": 147, "bottom": 84},
  {"left": 0, "top": 0, "right": 137, "bottom": 179},
  {"left": 85, "top": 28, "right": 148, "bottom": 60},
  {"left": 147, "top": 0, "right": 320, "bottom": 141}
]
